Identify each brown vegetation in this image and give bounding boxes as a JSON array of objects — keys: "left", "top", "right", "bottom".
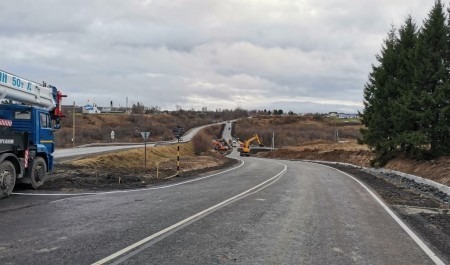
[
  {"left": 234, "top": 115, "right": 361, "bottom": 147},
  {"left": 192, "top": 131, "right": 213, "bottom": 155},
  {"left": 56, "top": 109, "right": 247, "bottom": 148},
  {"left": 192, "top": 125, "right": 222, "bottom": 155},
  {"left": 242, "top": 116, "right": 448, "bottom": 186}
]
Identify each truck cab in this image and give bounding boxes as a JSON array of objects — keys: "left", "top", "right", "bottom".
[{"left": 0, "top": 105, "right": 54, "bottom": 170}]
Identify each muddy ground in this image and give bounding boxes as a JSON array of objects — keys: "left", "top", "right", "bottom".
[
  {"left": 41, "top": 156, "right": 238, "bottom": 191},
  {"left": 322, "top": 163, "right": 450, "bottom": 264}
]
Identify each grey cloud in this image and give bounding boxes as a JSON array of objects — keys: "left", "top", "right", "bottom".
[{"left": 0, "top": 0, "right": 433, "bottom": 113}]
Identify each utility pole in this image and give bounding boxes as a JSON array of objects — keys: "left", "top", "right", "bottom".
[
  {"left": 176, "top": 138, "right": 180, "bottom": 176},
  {"left": 272, "top": 132, "right": 275, "bottom": 150},
  {"left": 72, "top": 101, "right": 75, "bottom": 148},
  {"left": 334, "top": 118, "right": 338, "bottom": 143}
]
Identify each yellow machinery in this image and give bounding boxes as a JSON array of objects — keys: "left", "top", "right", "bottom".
[{"left": 240, "top": 134, "right": 264, "bottom": 156}]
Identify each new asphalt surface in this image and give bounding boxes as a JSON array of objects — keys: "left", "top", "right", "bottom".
[{"left": 0, "top": 148, "right": 440, "bottom": 265}]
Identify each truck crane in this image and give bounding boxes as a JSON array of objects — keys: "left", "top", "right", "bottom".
[
  {"left": 240, "top": 134, "right": 264, "bottom": 156},
  {"left": 0, "top": 70, "right": 66, "bottom": 198}
]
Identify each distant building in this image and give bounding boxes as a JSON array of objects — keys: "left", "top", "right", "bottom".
[
  {"left": 328, "top": 112, "right": 338, "bottom": 117},
  {"left": 98, "top": 107, "right": 126, "bottom": 114},
  {"left": 338, "top": 113, "right": 359, "bottom": 119},
  {"left": 83, "top": 103, "right": 101, "bottom": 114}
]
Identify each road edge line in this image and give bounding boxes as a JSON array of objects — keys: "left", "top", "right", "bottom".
[
  {"left": 315, "top": 162, "right": 445, "bottom": 265},
  {"left": 91, "top": 163, "right": 287, "bottom": 265},
  {"left": 13, "top": 159, "right": 245, "bottom": 197}
]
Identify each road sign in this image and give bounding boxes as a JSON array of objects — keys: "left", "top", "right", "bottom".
[
  {"left": 172, "top": 126, "right": 185, "bottom": 139},
  {"left": 111, "top": 130, "right": 115, "bottom": 140},
  {"left": 141, "top": 131, "right": 150, "bottom": 141},
  {"left": 140, "top": 131, "right": 150, "bottom": 169}
]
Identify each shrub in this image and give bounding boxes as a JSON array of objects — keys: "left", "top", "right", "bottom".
[{"left": 192, "top": 131, "right": 211, "bottom": 155}]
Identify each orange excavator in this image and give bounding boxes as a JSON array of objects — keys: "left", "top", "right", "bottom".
[
  {"left": 240, "top": 134, "right": 264, "bottom": 156},
  {"left": 212, "top": 139, "right": 229, "bottom": 153}
]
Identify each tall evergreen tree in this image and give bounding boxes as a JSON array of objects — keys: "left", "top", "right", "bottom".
[
  {"left": 391, "top": 16, "right": 424, "bottom": 157},
  {"left": 362, "top": 1, "right": 450, "bottom": 164},
  {"left": 414, "top": 0, "right": 449, "bottom": 155},
  {"left": 361, "top": 26, "right": 400, "bottom": 165}
]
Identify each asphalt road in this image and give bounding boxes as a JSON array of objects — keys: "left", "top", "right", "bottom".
[
  {"left": 0, "top": 149, "right": 441, "bottom": 265},
  {"left": 222, "top": 122, "right": 233, "bottom": 142}
]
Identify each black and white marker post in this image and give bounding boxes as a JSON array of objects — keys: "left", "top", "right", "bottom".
[{"left": 172, "top": 126, "right": 185, "bottom": 176}]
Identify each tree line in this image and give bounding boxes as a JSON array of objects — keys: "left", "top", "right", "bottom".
[{"left": 361, "top": 0, "right": 450, "bottom": 166}]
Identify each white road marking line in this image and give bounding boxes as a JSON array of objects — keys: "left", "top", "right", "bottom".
[
  {"left": 11, "top": 160, "right": 245, "bottom": 197},
  {"left": 91, "top": 163, "right": 287, "bottom": 265},
  {"left": 110, "top": 166, "right": 285, "bottom": 265},
  {"left": 316, "top": 163, "right": 445, "bottom": 265}
]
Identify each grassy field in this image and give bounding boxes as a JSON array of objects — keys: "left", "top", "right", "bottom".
[
  {"left": 234, "top": 115, "right": 362, "bottom": 147},
  {"left": 72, "top": 143, "right": 195, "bottom": 171}
]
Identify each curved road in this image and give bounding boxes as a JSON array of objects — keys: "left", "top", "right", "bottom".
[{"left": 0, "top": 148, "right": 442, "bottom": 264}]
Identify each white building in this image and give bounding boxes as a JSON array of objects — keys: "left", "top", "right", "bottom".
[{"left": 82, "top": 103, "right": 101, "bottom": 114}]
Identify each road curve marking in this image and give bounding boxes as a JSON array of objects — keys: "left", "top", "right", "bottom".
[
  {"left": 315, "top": 163, "right": 445, "bottom": 265},
  {"left": 91, "top": 162, "right": 288, "bottom": 265},
  {"left": 12, "top": 160, "right": 245, "bottom": 197}
]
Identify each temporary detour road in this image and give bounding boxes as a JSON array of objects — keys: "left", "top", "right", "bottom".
[{"left": 0, "top": 149, "right": 442, "bottom": 265}]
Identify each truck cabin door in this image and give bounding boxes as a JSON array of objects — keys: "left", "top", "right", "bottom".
[{"left": 39, "top": 112, "right": 54, "bottom": 153}]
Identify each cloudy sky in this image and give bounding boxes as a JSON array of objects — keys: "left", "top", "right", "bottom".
[{"left": 0, "top": 0, "right": 432, "bottom": 113}]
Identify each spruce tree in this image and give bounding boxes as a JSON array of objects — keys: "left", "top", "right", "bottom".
[
  {"left": 362, "top": 1, "right": 450, "bottom": 163},
  {"left": 361, "top": 26, "right": 400, "bottom": 165},
  {"left": 392, "top": 16, "right": 424, "bottom": 157},
  {"left": 414, "top": 0, "right": 449, "bottom": 156}
]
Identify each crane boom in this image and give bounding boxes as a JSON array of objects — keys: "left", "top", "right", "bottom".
[{"left": 0, "top": 70, "right": 57, "bottom": 110}]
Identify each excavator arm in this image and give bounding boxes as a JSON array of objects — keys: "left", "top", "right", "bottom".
[{"left": 241, "top": 134, "right": 263, "bottom": 156}]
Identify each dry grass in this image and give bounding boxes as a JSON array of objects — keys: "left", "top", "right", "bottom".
[
  {"left": 71, "top": 143, "right": 195, "bottom": 170},
  {"left": 234, "top": 115, "right": 362, "bottom": 147},
  {"left": 69, "top": 123, "right": 224, "bottom": 174},
  {"left": 286, "top": 140, "right": 370, "bottom": 153}
]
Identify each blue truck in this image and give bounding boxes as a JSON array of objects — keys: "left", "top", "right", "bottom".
[{"left": 0, "top": 70, "right": 66, "bottom": 198}]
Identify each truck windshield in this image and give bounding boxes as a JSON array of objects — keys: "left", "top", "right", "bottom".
[{"left": 14, "top": 110, "right": 31, "bottom": 120}]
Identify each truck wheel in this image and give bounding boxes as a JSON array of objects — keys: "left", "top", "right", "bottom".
[
  {"left": 30, "top": 157, "right": 47, "bottom": 190},
  {"left": 0, "top": 161, "right": 16, "bottom": 199}
]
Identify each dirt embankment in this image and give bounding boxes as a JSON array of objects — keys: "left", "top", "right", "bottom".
[
  {"left": 385, "top": 156, "right": 450, "bottom": 186},
  {"left": 263, "top": 140, "right": 450, "bottom": 186}
]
